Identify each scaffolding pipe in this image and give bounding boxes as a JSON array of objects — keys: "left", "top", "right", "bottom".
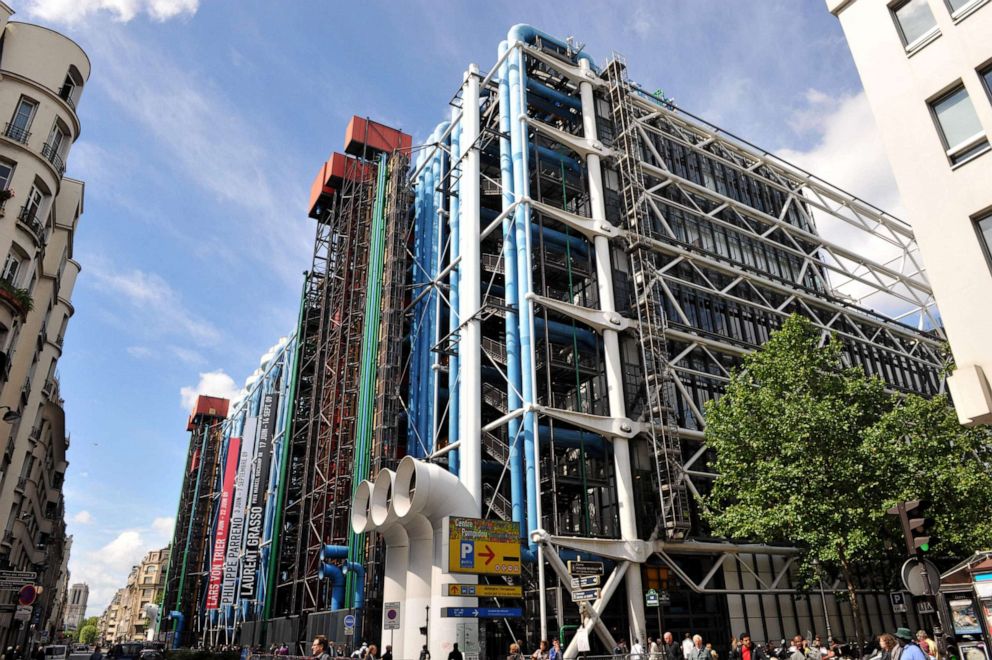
[{"left": 448, "top": 105, "right": 461, "bottom": 476}]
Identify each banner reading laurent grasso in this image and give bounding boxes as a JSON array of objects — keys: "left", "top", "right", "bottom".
[
  {"left": 240, "top": 392, "right": 279, "bottom": 600},
  {"left": 206, "top": 436, "right": 241, "bottom": 610},
  {"left": 221, "top": 417, "right": 258, "bottom": 606}
]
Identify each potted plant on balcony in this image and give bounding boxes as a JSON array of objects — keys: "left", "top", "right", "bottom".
[
  {"left": 0, "top": 277, "right": 32, "bottom": 317},
  {"left": 0, "top": 189, "right": 14, "bottom": 216}
]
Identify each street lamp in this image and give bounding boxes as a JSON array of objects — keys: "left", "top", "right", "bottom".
[
  {"left": 811, "top": 560, "right": 833, "bottom": 642},
  {"left": 0, "top": 406, "right": 19, "bottom": 422}
]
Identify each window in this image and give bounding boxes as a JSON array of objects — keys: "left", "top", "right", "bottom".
[
  {"left": 6, "top": 99, "right": 36, "bottom": 144},
  {"left": 892, "top": 0, "right": 939, "bottom": 47},
  {"left": 0, "top": 162, "right": 13, "bottom": 191},
  {"left": 978, "top": 212, "right": 992, "bottom": 266},
  {"left": 47, "top": 124, "right": 66, "bottom": 155},
  {"left": 946, "top": 0, "right": 989, "bottom": 17},
  {"left": 982, "top": 64, "right": 992, "bottom": 100},
  {"left": 25, "top": 186, "right": 43, "bottom": 219},
  {"left": 930, "top": 85, "right": 989, "bottom": 165},
  {"left": 2, "top": 254, "right": 21, "bottom": 286}
]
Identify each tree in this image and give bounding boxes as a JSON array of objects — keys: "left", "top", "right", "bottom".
[
  {"left": 79, "top": 623, "right": 99, "bottom": 645},
  {"left": 702, "top": 314, "right": 992, "bottom": 648}
]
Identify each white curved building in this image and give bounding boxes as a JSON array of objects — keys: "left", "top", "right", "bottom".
[{"left": 0, "top": 3, "right": 88, "bottom": 646}]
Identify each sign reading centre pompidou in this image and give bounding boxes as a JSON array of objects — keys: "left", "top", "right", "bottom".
[{"left": 206, "top": 436, "right": 241, "bottom": 610}]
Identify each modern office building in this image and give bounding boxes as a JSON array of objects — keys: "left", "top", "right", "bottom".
[
  {"left": 0, "top": 4, "right": 87, "bottom": 646},
  {"left": 65, "top": 582, "right": 89, "bottom": 630},
  {"left": 827, "top": 0, "right": 992, "bottom": 424}
]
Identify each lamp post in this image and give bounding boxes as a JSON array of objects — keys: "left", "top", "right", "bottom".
[
  {"left": 812, "top": 560, "right": 833, "bottom": 641},
  {"left": 0, "top": 406, "right": 20, "bottom": 422}
]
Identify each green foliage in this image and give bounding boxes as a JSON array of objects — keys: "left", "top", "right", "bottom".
[
  {"left": 0, "top": 277, "right": 33, "bottom": 314},
  {"left": 79, "top": 624, "right": 99, "bottom": 645},
  {"left": 702, "top": 314, "right": 992, "bottom": 643}
]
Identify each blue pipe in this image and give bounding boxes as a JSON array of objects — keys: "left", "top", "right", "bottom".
[
  {"left": 508, "top": 24, "right": 596, "bottom": 69},
  {"left": 498, "top": 40, "right": 527, "bottom": 542},
  {"left": 526, "top": 78, "right": 581, "bottom": 112},
  {"left": 532, "top": 224, "right": 589, "bottom": 257},
  {"left": 538, "top": 426, "right": 607, "bottom": 455},
  {"left": 168, "top": 612, "right": 184, "bottom": 649},
  {"left": 429, "top": 121, "right": 449, "bottom": 455},
  {"left": 448, "top": 115, "right": 461, "bottom": 475},
  {"left": 530, "top": 143, "right": 581, "bottom": 173},
  {"left": 534, "top": 317, "right": 598, "bottom": 350},
  {"left": 318, "top": 562, "right": 346, "bottom": 610},
  {"left": 320, "top": 544, "right": 349, "bottom": 560},
  {"left": 341, "top": 562, "right": 366, "bottom": 610}
]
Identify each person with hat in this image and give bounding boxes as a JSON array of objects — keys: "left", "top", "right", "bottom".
[{"left": 894, "top": 628, "right": 927, "bottom": 660}]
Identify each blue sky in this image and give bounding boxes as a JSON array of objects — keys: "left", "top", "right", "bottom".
[{"left": 15, "top": 0, "right": 904, "bottom": 614}]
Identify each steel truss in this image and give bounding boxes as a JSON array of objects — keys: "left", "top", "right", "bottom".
[{"left": 404, "top": 37, "right": 945, "bottom": 656}]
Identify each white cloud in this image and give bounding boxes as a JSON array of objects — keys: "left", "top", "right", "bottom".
[
  {"left": 21, "top": 0, "right": 199, "bottom": 25},
  {"left": 87, "top": 258, "right": 222, "bottom": 347},
  {"left": 72, "top": 510, "right": 93, "bottom": 524},
  {"left": 126, "top": 345, "right": 153, "bottom": 359},
  {"left": 180, "top": 369, "right": 242, "bottom": 411},
  {"left": 68, "top": 517, "right": 175, "bottom": 615}
]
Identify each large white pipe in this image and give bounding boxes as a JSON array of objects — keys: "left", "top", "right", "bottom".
[
  {"left": 379, "top": 523, "right": 409, "bottom": 658},
  {"left": 393, "top": 456, "right": 478, "bottom": 659},
  {"left": 458, "top": 63, "right": 483, "bottom": 517},
  {"left": 578, "top": 58, "right": 648, "bottom": 646},
  {"left": 370, "top": 469, "right": 399, "bottom": 528},
  {"left": 399, "top": 512, "right": 433, "bottom": 658},
  {"left": 350, "top": 479, "right": 374, "bottom": 534}
]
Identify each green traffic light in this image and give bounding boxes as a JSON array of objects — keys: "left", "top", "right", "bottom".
[{"left": 920, "top": 542, "right": 929, "bottom": 552}]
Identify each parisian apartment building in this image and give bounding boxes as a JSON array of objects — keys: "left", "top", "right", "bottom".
[
  {"left": 99, "top": 546, "right": 169, "bottom": 643},
  {"left": 829, "top": 0, "right": 992, "bottom": 424},
  {"left": 0, "top": 2, "right": 88, "bottom": 646}
]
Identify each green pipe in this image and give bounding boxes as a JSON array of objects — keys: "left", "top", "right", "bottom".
[
  {"left": 262, "top": 276, "right": 308, "bottom": 620},
  {"left": 346, "top": 153, "right": 390, "bottom": 607}
]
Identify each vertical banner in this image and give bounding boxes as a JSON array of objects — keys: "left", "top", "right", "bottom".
[
  {"left": 221, "top": 418, "right": 258, "bottom": 605},
  {"left": 206, "top": 436, "right": 241, "bottom": 610},
  {"left": 240, "top": 393, "right": 279, "bottom": 600}
]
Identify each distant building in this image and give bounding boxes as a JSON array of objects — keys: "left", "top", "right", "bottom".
[
  {"left": 99, "top": 546, "right": 169, "bottom": 642},
  {"left": 828, "top": 0, "right": 992, "bottom": 423},
  {"left": 0, "top": 2, "right": 87, "bottom": 646},
  {"left": 98, "top": 589, "right": 124, "bottom": 643},
  {"left": 64, "top": 582, "right": 88, "bottom": 630}
]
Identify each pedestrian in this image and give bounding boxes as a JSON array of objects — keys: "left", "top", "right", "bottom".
[
  {"left": 683, "top": 635, "right": 694, "bottom": 660},
  {"left": 916, "top": 632, "right": 937, "bottom": 660},
  {"left": 550, "top": 640, "right": 562, "bottom": 660},
  {"left": 687, "top": 636, "right": 709, "bottom": 660},
  {"left": 632, "top": 640, "right": 644, "bottom": 660},
  {"left": 509, "top": 643, "right": 525, "bottom": 660},
  {"left": 731, "top": 633, "right": 768, "bottom": 660},
  {"left": 532, "top": 640, "right": 549, "bottom": 660},
  {"left": 894, "top": 629, "right": 926, "bottom": 660},
  {"left": 706, "top": 643, "right": 718, "bottom": 660},
  {"left": 312, "top": 637, "right": 332, "bottom": 660},
  {"left": 449, "top": 643, "right": 463, "bottom": 660},
  {"left": 419, "top": 644, "right": 431, "bottom": 660},
  {"left": 89, "top": 647, "right": 103, "bottom": 660},
  {"left": 367, "top": 645, "right": 379, "bottom": 660},
  {"left": 650, "top": 638, "right": 661, "bottom": 660},
  {"left": 879, "top": 634, "right": 897, "bottom": 660},
  {"left": 661, "top": 634, "right": 681, "bottom": 660},
  {"left": 381, "top": 646, "right": 392, "bottom": 660}
]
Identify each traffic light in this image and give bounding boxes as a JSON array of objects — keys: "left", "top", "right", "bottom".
[{"left": 907, "top": 499, "right": 934, "bottom": 553}]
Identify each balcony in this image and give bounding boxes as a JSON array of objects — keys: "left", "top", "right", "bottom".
[
  {"left": 41, "top": 143, "right": 66, "bottom": 178},
  {"left": 17, "top": 205, "right": 45, "bottom": 243},
  {"left": 57, "top": 86, "right": 76, "bottom": 111},
  {"left": 3, "top": 123, "right": 30, "bottom": 145},
  {"left": 0, "top": 278, "right": 32, "bottom": 317}
]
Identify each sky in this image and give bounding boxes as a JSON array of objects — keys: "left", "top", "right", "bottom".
[{"left": 12, "top": 0, "right": 906, "bottom": 616}]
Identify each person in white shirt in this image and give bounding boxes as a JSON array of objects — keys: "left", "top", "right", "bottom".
[
  {"left": 683, "top": 634, "right": 694, "bottom": 660},
  {"left": 631, "top": 640, "right": 644, "bottom": 660}
]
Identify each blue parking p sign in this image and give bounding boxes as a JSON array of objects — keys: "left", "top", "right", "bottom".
[{"left": 460, "top": 541, "right": 474, "bottom": 569}]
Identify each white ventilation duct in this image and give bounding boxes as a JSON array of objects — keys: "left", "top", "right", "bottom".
[{"left": 351, "top": 479, "right": 374, "bottom": 535}]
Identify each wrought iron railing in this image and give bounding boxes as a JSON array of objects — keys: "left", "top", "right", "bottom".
[
  {"left": 3, "top": 123, "right": 30, "bottom": 144},
  {"left": 17, "top": 205, "right": 45, "bottom": 242},
  {"left": 41, "top": 142, "right": 66, "bottom": 177},
  {"left": 57, "top": 85, "right": 76, "bottom": 110}
]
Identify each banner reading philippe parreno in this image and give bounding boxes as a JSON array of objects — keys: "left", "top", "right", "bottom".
[
  {"left": 240, "top": 392, "right": 279, "bottom": 601},
  {"left": 220, "top": 416, "right": 258, "bottom": 606},
  {"left": 205, "top": 436, "right": 241, "bottom": 610}
]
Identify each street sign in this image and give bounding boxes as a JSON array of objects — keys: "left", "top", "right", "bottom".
[
  {"left": 571, "top": 588, "right": 600, "bottom": 602},
  {"left": 902, "top": 558, "right": 941, "bottom": 596},
  {"left": 17, "top": 585, "right": 36, "bottom": 606},
  {"left": 446, "top": 583, "right": 523, "bottom": 598},
  {"left": 569, "top": 576, "right": 600, "bottom": 590},
  {"left": 567, "top": 561, "right": 604, "bottom": 576},
  {"left": 441, "top": 607, "right": 523, "bottom": 618},
  {"left": 659, "top": 591, "right": 671, "bottom": 606},
  {"left": 14, "top": 605, "right": 31, "bottom": 622},
  {"left": 646, "top": 589, "right": 659, "bottom": 608},
  {"left": 343, "top": 614, "right": 356, "bottom": 628},
  {"left": 383, "top": 602, "right": 401, "bottom": 630},
  {"left": 890, "top": 592, "right": 908, "bottom": 613},
  {"left": 0, "top": 571, "right": 36, "bottom": 582},
  {"left": 344, "top": 627, "right": 354, "bottom": 636},
  {"left": 447, "top": 517, "right": 521, "bottom": 576},
  {"left": 916, "top": 600, "right": 935, "bottom": 615}
]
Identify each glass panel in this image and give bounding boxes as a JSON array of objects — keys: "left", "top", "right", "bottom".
[
  {"left": 0, "top": 164, "right": 12, "bottom": 190},
  {"left": 979, "top": 215, "right": 992, "bottom": 258},
  {"left": 934, "top": 87, "right": 983, "bottom": 149},
  {"left": 982, "top": 67, "right": 992, "bottom": 97},
  {"left": 894, "top": 0, "right": 938, "bottom": 44},
  {"left": 12, "top": 100, "right": 34, "bottom": 130},
  {"left": 948, "top": 0, "right": 977, "bottom": 11}
]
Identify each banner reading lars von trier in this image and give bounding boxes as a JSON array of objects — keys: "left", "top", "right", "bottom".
[{"left": 205, "top": 436, "right": 241, "bottom": 610}]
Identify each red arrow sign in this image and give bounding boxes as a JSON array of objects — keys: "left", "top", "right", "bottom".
[{"left": 479, "top": 545, "right": 496, "bottom": 565}]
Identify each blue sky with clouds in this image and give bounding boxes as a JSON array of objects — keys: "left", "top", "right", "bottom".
[{"left": 14, "top": 0, "right": 904, "bottom": 613}]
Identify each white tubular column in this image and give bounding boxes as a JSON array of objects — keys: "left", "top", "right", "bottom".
[
  {"left": 459, "top": 63, "right": 483, "bottom": 515},
  {"left": 578, "top": 58, "right": 648, "bottom": 646}
]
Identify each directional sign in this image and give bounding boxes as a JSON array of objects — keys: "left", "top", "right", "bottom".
[
  {"left": 0, "top": 571, "right": 36, "bottom": 581},
  {"left": 343, "top": 614, "right": 356, "bottom": 628},
  {"left": 383, "top": 602, "right": 401, "bottom": 630},
  {"left": 446, "top": 583, "right": 523, "bottom": 598},
  {"left": 442, "top": 607, "right": 523, "bottom": 618},
  {"left": 570, "top": 576, "right": 600, "bottom": 590},
  {"left": 567, "top": 561, "right": 604, "bottom": 576},
  {"left": 659, "top": 591, "right": 671, "bottom": 606},
  {"left": 571, "top": 588, "right": 600, "bottom": 602},
  {"left": 447, "top": 517, "right": 521, "bottom": 576},
  {"left": 646, "top": 589, "right": 659, "bottom": 608}
]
